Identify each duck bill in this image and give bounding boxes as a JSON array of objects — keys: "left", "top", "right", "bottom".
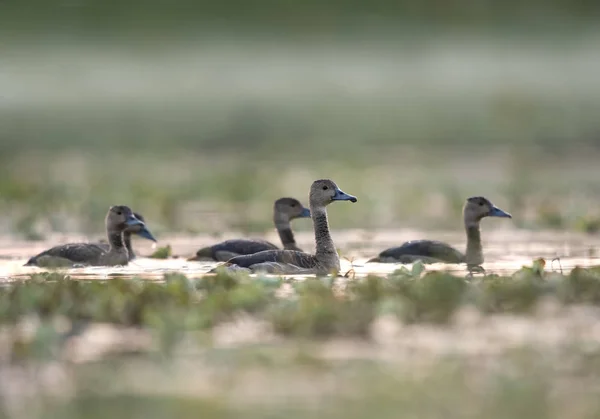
[
  {"left": 135, "top": 226, "right": 157, "bottom": 242},
  {"left": 133, "top": 212, "right": 146, "bottom": 223},
  {"left": 332, "top": 188, "right": 358, "bottom": 203},
  {"left": 125, "top": 215, "right": 157, "bottom": 242},
  {"left": 489, "top": 206, "right": 512, "bottom": 218},
  {"left": 300, "top": 207, "right": 311, "bottom": 217},
  {"left": 125, "top": 215, "right": 145, "bottom": 228}
]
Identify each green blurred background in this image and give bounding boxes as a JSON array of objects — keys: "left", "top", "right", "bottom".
[{"left": 1, "top": 0, "right": 600, "bottom": 237}]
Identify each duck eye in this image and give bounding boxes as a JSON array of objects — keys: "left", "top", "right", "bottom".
[
  {"left": 322, "top": 186, "right": 328, "bottom": 190},
  {"left": 116, "top": 211, "right": 122, "bottom": 215},
  {"left": 478, "top": 201, "right": 484, "bottom": 206}
]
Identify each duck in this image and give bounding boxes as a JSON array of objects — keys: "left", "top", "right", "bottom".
[
  {"left": 217, "top": 179, "right": 357, "bottom": 275},
  {"left": 24, "top": 205, "right": 156, "bottom": 267},
  {"left": 367, "top": 196, "right": 511, "bottom": 272},
  {"left": 96, "top": 212, "right": 153, "bottom": 260},
  {"left": 188, "top": 197, "right": 311, "bottom": 262}
]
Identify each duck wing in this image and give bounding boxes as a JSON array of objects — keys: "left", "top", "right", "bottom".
[
  {"left": 25, "top": 243, "right": 107, "bottom": 267},
  {"left": 226, "top": 249, "right": 317, "bottom": 269},
  {"left": 373, "top": 240, "right": 464, "bottom": 264},
  {"left": 192, "top": 239, "right": 280, "bottom": 261}
]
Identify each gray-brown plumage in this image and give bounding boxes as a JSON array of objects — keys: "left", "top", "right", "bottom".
[
  {"left": 367, "top": 196, "right": 512, "bottom": 271},
  {"left": 25, "top": 206, "right": 155, "bottom": 268},
  {"left": 96, "top": 212, "right": 155, "bottom": 260},
  {"left": 188, "top": 197, "right": 311, "bottom": 262},
  {"left": 222, "top": 179, "right": 357, "bottom": 275}
]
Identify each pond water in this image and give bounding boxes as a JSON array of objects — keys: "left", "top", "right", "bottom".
[{"left": 0, "top": 228, "right": 598, "bottom": 280}]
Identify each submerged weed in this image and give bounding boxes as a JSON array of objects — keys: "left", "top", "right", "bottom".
[
  {"left": 558, "top": 267, "right": 600, "bottom": 305},
  {"left": 3, "top": 261, "right": 600, "bottom": 350},
  {"left": 149, "top": 245, "right": 172, "bottom": 259},
  {"left": 574, "top": 216, "right": 600, "bottom": 234},
  {"left": 478, "top": 276, "right": 544, "bottom": 314},
  {"left": 269, "top": 277, "right": 377, "bottom": 338},
  {"left": 197, "top": 269, "right": 242, "bottom": 292},
  {"left": 392, "top": 272, "right": 467, "bottom": 324}
]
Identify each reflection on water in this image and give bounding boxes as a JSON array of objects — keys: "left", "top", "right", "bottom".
[{"left": 1, "top": 229, "right": 599, "bottom": 280}]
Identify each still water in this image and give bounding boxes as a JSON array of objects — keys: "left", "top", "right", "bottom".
[{"left": 0, "top": 228, "right": 598, "bottom": 280}]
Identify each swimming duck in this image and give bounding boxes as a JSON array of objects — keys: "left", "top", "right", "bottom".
[
  {"left": 97, "top": 212, "right": 152, "bottom": 260},
  {"left": 367, "top": 196, "right": 511, "bottom": 272},
  {"left": 25, "top": 206, "right": 156, "bottom": 267},
  {"left": 219, "top": 179, "right": 357, "bottom": 275},
  {"left": 188, "top": 197, "right": 311, "bottom": 262}
]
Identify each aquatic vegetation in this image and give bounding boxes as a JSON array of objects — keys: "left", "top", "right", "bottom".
[
  {"left": 0, "top": 260, "right": 599, "bottom": 344},
  {"left": 575, "top": 216, "right": 600, "bottom": 234},
  {"left": 268, "top": 276, "right": 378, "bottom": 338},
  {"left": 150, "top": 245, "right": 172, "bottom": 259},
  {"left": 477, "top": 275, "right": 545, "bottom": 314},
  {"left": 536, "top": 203, "right": 565, "bottom": 229},
  {"left": 558, "top": 266, "right": 600, "bottom": 305},
  {"left": 2, "top": 262, "right": 600, "bottom": 418}
]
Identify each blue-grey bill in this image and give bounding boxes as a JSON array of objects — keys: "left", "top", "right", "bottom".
[
  {"left": 300, "top": 208, "right": 311, "bottom": 217},
  {"left": 489, "top": 206, "right": 512, "bottom": 218},
  {"left": 136, "top": 226, "right": 157, "bottom": 242},
  {"left": 332, "top": 188, "right": 358, "bottom": 203}
]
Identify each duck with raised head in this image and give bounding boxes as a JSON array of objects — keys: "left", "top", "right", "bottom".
[
  {"left": 188, "top": 197, "right": 311, "bottom": 262},
  {"left": 367, "top": 196, "right": 511, "bottom": 272},
  {"left": 97, "top": 212, "right": 153, "bottom": 260},
  {"left": 25, "top": 206, "right": 156, "bottom": 267},
  {"left": 218, "top": 179, "right": 357, "bottom": 275}
]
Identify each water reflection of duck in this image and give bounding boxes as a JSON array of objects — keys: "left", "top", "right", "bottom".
[
  {"left": 24, "top": 206, "right": 156, "bottom": 267},
  {"left": 218, "top": 179, "right": 357, "bottom": 275},
  {"left": 367, "top": 196, "right": 512, "bottom": 272},
  {"left": 188, "top": 197, "right": 311, "bottom": 262}
]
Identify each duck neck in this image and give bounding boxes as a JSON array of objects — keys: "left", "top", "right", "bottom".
[
  {"left": 107, "top": 228, "right": 127, "bottom": 254},
  {"left": 122, "top": 232, "right": 135, "bottom": 258},
  {"left": 311, "top": 206, "right": 337, "bottom": 258},
  {"left": 464, "top": 222, "right": 483, "bottom": 266},
  {"left": 276, "top": 223, "right": 298, "bottom": 250},
  {"left": 274, "top": 213, "right": 298, "bottom": 250}
]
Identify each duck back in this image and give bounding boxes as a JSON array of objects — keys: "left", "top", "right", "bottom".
[
  {"left": 25, "top": 243, "right": 108, "bottom": 267},
  {"left": 373, "top": 240, "right": 464, "bottom": 264},
  {"left": 193, "top": 239, "right": 279, "bottom": 262},
  {"left": 226, "top": 249, "right": 316, "bottom": 269}
]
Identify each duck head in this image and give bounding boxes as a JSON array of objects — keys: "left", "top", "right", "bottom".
[
  {"left": 107, "top": 206, "right": 157, "bottom": 241},
  {"left": 274, "top": 197, "right": 311, "bottom": 223},
  {"left": 309, "top": 179, "right": 358, "bottom": 208},
  {"left": 464, "top": 196, "right": 512, "bottom": 226}
]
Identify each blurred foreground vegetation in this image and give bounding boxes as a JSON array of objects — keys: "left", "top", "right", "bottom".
[
  {"left": 3, "top": 260, "right": 597, "bottom": 341},
  {"left": 1, "top": 260, "right": 593, "bottom": 334},
  {"left": 2, "top": 262, "right": 600, "bottom": 417}
]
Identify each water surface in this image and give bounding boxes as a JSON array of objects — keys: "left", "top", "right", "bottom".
[{"left": 0, "top": 228, "right": 598, "bottom": 280}]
